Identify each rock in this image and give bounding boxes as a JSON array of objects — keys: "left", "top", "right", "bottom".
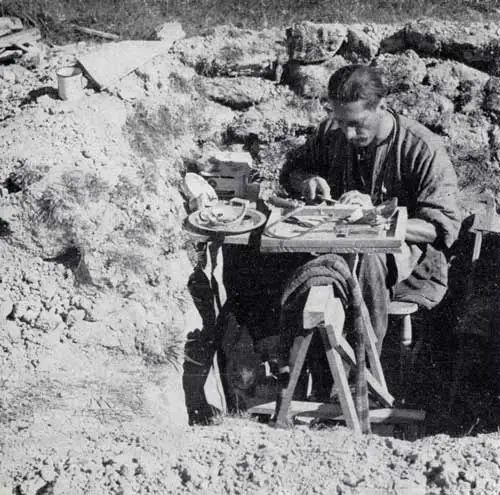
[
  {"left": 154, "top": 21, "right": 185, "bottom": 43},
  {"left": 19, "top": 44, "right": 45, "bottom": 69},
  {"left": 0, "top": 297, "right": 13, "bottom": 319},
  {"left": 39, "top": 325, "right": 64, "bottom": 348},
  {"left": 286, "top": 22, "right": 348, "bottom": 63},
  {"left": 71, "top": 295, "right": 93, "bottom": 314},
  {"left": 344, "top": 26, "right": 381, "bottom": 60},
  {"left": 39, "top": 278, "right": 58, "bottom": 302},
  {"left": 0, "top": 66, "right": 16, "bottom": 83},
  {"left": 66, "top": 309, "right": 86, "bottom": 326},
  {"left": 172, "top": 25, "right": 286, "bottom": 78},
  {"left": 228, "top": 87, "right": 325, "bottom": 144},
  {"left": 340, "top": 24, "right": 399, "bottom": 61},
  {"left": 444, "top": 113, "right": 491, "bottom": 174},
  {"left": 286, "top": 56, "right": 347, "bottom": 99},
  {"left": 87, "top": 292, "right": 123, "bottom": 322},
  {"left": 392, "top": 479, "right": 426, "bottom": 495},
  {"left": 382, "top": 20, "right": 500, "bottom": 76},
  {"left": 4, "top": 320, "right": 21, "bottom": 343},
  {"left": 483, "top": 76, "right": 500, "bottom": 115},
  {"left": 372, "top": 50, "right": 427, "bottom": 92},
  {"left": 198, "top": 76, "right": 279, "bottom": 109},
  {"left": 117, "top": 85, "right": 146, "bottom": 101},
  {"left": 40, "top": 465, "right": 57, "bottom": 483},
  {"left": 386, "top": 86, "right": 454, "bottom": 134},
  {"left": 52, "top": 472, "right": 72, "bottom": 495},
  {"left": 256, "top": 136, "right": 307, "bottom": 185},
  {"left": 36, "top": 309, "right": 63, "bottom": 332},
  {"left": 69, "top": 320, "right": 118, "bottom": 348},
  {"left": 13, "top": 298, "right": 43, "bottom": 324},
  {"left": 18, "top": 477, "right": 48, "bottom": 495},
  {"left": 457, "top": 77, "right": 489, "bottom": 115},
  {"left": 36, "top": 94, "right": 57, "bottom": 113},
  {"left": 0, "top": 16, "right": 23, "bottom": 36},
  {"left": 425, "top": 59, "right": 489, "bottom": 103}
]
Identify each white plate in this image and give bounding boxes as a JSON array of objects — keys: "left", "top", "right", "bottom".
[{"left": 187, "top": 208, "right": 267, "bottom": 235}]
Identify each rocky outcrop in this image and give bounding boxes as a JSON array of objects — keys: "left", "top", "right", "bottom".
[
  {"left": 197, "top": 76, "right": 280, "bottom": 109},
  {"left": 171, "top": 25, "right": 286, "bottom": 78},
  {"left": 340, "top": 23, "right": 400, "bottom": 61},
  {"left": 286, "top": 56, "right": 347, "bottom": 98},
  {"left": 372, "top": 50, "right": 427, "bottom": 92},
  {"left": 286, "top": 22, "right": 347, "bottom": 63},
  {"left": 228, "top": 88, "right": 325, "bottom": 143},
  {"left": 386, "top": 86, "right": 454, "bottom": 133},
  {"left": 483, "top": 76, "right": 500, "bottom": 117},
  {"left": 382, "top": 20, "right": 500, "bottom": 76}
]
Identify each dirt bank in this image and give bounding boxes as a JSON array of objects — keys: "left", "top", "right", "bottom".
[{"left": 1, "top": 19, "right": 500, "bottom": 495}]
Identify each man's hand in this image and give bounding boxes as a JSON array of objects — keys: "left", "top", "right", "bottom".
[
  {"left": 338, "top": 190, "right": 373, "bottom": 208},
  {"left": 301, "top": 176, "right": 332, "bottom": 202}
]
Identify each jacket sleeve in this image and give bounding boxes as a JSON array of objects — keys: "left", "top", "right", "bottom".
[
  {"left": 279, "top": 119, "right": 332, "bottom": 196},
  {"left": 410, "top": 144, "right": 462, "bottom": 250}
]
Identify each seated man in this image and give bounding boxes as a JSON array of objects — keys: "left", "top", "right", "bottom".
[{"left": 280, "top": 64, "right": 462, "bottom": 354}]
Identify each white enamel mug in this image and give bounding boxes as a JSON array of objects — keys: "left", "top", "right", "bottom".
[{"left": 57, "top": 66, "right": 84, "bottom": 100}]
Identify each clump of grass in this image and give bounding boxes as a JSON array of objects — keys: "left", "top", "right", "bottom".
[
  {"left": 110, "top": 174, "right": 144, "bottom": 207},
  {"left": 140, "top": 333, "right": 184, "bottom": 369},
  {"left": 36, "top": 170, "right": 109, "bottom": 227},
  {"left": 36, "top": 185, "right": 74, "bottom": 228},
  {"left": 7, "top": 159, "right": 50, "bottom": 191},
  {"left": 125, "top": 101, "right": 211, "bottom": 186},
  {"left": 104, "top": 249, "right": 149, "bottom": 275},
  {"left": 126, "top": 103, "right": 186, "bottom": 160},
  {"left": 61, "top": 170, "right": 109, "bottom": 203}
]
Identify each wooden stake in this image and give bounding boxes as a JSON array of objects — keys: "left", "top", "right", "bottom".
[{"left": 70, "top": 24, "right": 120, "bottom": 41}]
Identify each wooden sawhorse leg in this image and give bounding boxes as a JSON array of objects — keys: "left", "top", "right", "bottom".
[
  {"left": 275, "top": 331, "right": 314, "bottom": 428},
  {"left": 275, "top": 285, "right": 394, "bottom": 434}
]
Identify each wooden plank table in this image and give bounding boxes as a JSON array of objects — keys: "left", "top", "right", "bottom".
[{"left": 261, "top": 205, "right": 407, "bottom": 253}]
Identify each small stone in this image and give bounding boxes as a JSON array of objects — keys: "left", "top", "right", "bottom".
[
  {"left": 155, "top": 21, "right": 185, "bottom": 43},
  {"left": 36, "top": 309, "right": 63, "bottom": 332},
  {"left": 5, "top": 320, "right": 21, "bottom": 343},
  {"left": 66, "top": 309, "right": 86, "bottom": 326},
  {"left": 0, "top": 298, "right": 13, "bottom": 319},
  {"left": 40, "top": 465, "right": 56, "bottom": 482},
  {"left": 0, "top": 67, "right": 16, "bottom": 83}
]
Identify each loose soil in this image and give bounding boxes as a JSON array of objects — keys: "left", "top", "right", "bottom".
[{"left": 1, "top": 23, "right": 500, "bottom": 495}]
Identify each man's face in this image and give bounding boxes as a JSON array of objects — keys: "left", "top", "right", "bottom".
[{"left": 330, "top": 99, "right": 383, "bottom": 148}]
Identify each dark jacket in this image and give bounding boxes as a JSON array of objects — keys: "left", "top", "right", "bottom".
[{"left": 280, "top": 111, "right": 462, "bottom": 308}]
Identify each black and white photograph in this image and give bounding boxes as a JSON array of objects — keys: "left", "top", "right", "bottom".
[{"left": 1, "top": 1, "right": 500, "bottom": 493}]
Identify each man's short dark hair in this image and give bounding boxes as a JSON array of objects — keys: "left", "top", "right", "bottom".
[{"left": 328, "top": 65, "right": 386, "bottom": 109}]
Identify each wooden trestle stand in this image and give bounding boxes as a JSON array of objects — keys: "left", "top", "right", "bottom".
[{"left": 265, "top": 285, "right": 425, "bottom": 433}]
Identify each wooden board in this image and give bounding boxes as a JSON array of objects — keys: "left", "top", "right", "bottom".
[
  {"left": 0, "top": 27, "right": 40, "bottom": 50},
  {"left": 77, "top": 40, "right": 174, "bottom": 90},
  {"left": 261, "top": 206, "right": 407, "bottom": 254},
  {"left": 248, "top": 400, "right": 425, "bottom": 424},
  {"left": 0, "top": 17, "right": 23, "bottom": 38}
]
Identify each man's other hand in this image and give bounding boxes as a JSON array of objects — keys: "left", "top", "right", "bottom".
[
  {"left": 339, "top": 190, "right": 373, "bottom": 207},
  {"left": 301, "top": 177, "right": 331, "bottom": 202}
]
